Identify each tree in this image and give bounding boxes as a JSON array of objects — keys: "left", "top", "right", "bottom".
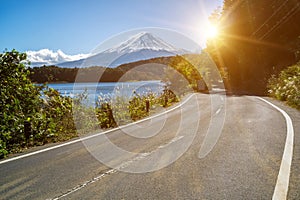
[
  {"left": 207, "top": 0, "right": 300, "bottom": 94},
  {"left": 0, "top": 50, "right": 42, "bottom": 157},
  {"left": 0, "top": 50, "right": 79, "bottom": 157}
]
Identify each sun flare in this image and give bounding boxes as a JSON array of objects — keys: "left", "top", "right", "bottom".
[{"left": 205, "top": 23, "right": 219, "bottom": 39}]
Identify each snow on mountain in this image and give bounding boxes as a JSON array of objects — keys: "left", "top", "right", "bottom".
[
  {"left": 56, "top": 32, "right": 191, "bottom": 68},
  {"left": 105, "top": 32, "right": 181, "bottom": 53}
]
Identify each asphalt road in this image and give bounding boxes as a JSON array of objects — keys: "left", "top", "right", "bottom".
[{"left": 0, "top": 94, "right": 299, "bottom": 200}]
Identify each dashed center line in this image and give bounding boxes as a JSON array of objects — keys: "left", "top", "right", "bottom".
[
  {"left": 49, "top": 135, "right": 184, "bottom": 199},
  {"left": 50, "top": 169, "right": 116, "bottom": 200}
]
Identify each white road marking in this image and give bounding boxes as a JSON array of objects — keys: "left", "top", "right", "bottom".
[
  {"left": 0, "top": 94, "right": 196, "bottom": 165},
  {"left": 158, "top": 135, "right": 184, "bottom": 149},
  {"left": 50, "top": 135, "right": 184, "bottom": 199},
  {"left": 50, "top": 168, "right": 117, "bottom": 200},
  {"left": 257, "top": 97, "right": 294, "bottom": 200}
]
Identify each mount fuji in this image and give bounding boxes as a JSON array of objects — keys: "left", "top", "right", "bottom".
[{"left": 56, "top": 32, "right": 190, "bottom": 68}]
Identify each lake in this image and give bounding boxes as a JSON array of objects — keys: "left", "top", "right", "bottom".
[{"left": 46, "top": 81, "right": 165, "bottom": 106}]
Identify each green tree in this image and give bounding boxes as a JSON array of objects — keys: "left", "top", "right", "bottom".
[
  {"left": 207, "top": 0, "right": 300, "bottom": 94},
  {"left": 0, "top": 50, "right": 42, "bottom": 157},
  {"left": 0, "top": 50, "right": 79, "bottom": 158}
]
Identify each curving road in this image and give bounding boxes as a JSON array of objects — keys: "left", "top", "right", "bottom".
[{"left": 0, "top": 93, "right": 299, "bottom": 199}]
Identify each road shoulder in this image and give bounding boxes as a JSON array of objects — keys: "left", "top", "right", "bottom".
[{"left": 260, "top": 97, "right": 300, "bottom": 200}]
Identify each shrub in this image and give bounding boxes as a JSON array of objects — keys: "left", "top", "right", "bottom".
[
  {"left": 0, "top": 50, "right": 80, "bottom": 157},
  {"left": 95, "top": 88, "right": 179, "bottom": 127},
  {"left": 129, "top": 92, "right": 150, "bottom": 121},
  {"left": 267, "top": 63, "right": 300, "bottom": 109},
  {"left": 0, "top": 50, "right": 43, "bottom": 156},
  {"left": 35, "top": 87, "right": 77, "bottom": 143},
  {"left": 0, "top": 50, "right": 181, "bottom": 158},
  {"left": 159, "top": 87, "right": 179, "bottom": 107},
  {"left": 96, "top": 103, "right": 117, "bottom": 128}
]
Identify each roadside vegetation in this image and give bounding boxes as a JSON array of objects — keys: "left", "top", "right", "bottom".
[
  {"left": 0, "top": 50, "right": 77, "bottom": 158},
  {"left": 267, "top": 63, "right": 300, "bottom": 109},
  {"left": 0, "top": 50, "right": 179, "bottom": 158},
  {"left": 206, "top": 0, "right": 300, "bottom": 95},
  {"left": 205, "top": 0, "right": 299, "bottom": 109}
]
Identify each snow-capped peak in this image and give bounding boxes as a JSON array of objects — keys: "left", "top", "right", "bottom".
[{"left": 105, "top": 32, "right": 180, "bottom": 54}]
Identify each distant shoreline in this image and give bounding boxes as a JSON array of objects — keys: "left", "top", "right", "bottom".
[{"left": 35, "top": 80, "right": 163, "bottom": 85}]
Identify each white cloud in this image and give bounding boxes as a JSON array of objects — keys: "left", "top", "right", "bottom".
[{"left": 26, "top": 49, "right": 90, "bottom": 65}]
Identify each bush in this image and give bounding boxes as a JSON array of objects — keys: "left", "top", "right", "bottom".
[
  {"left": 95, "top": 88, "right": 179, "bottom": 126},
  {"left": 34, "top": 87, "right": 77, "bottom": 143},
  {"left": 267, "top": 63, "right": 300, "bottom": 109},
  {"left": 0, "top": 50, "right": 79, "bottom": 157},
  {"left": 129, "top": 92, "right": 151, "bottom": 121},
  {"left": 159, "top": 87, "right": 179, "bottom": 107},
  {"left": 96, "top": 103, "right": 117, "bottom": 128},
  {"left": 0, "top": 50, "right": 43, "bottom": 156},
  {"left": 0, "top": 50, "right": 181, "bottom": 158}
]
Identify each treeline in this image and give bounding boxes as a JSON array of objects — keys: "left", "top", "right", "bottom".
[
  {"left": 207, "top": 0, "right": 300, "bottom": 95},
  {"left": 29, "top": 57, "right": 170, "bottom": 83},
  {"left": 29, "top": 55, "right": 206, "bottom": 92}
]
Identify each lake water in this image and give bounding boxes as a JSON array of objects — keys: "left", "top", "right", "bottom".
[{"left": 46, "top": 81, "right": 165, "bottom": 106}]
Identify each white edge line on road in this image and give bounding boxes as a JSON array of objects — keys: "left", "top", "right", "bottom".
[
  {"left": 0, "top": 93, "right": 196, "bottom": 165},
  {"left": 257, "top": 97, "right": 294, "bottom": 200}
]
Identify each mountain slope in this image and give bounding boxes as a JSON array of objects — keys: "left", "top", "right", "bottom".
[
  {"left": 57, "top": 32, "right": 190, "bottom": 68},
  {"left": 105, "top": 32, "right": 181, "bottom": 53}
]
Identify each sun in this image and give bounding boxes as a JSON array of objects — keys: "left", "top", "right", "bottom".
[{"left": 205, "top": 23, "right": 219, "bottom": 40}]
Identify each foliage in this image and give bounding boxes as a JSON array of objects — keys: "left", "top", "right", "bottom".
[
  {"left": 96, "top": 103, "right": 117, "bottom": 128},
  {"left": 0, "top": 50, "right": 79, "bottom": 157},
  {"left": 0, "top": 50, "right": 182, "bottom": 158},
  {"left": 29, "top": 59, "right": 167, "bottom": 83},
  {"left": 207, "top": 0, "right": 300, "bottom": 95},
  {"left": 129, "top": 92, "right": 155, "bottom": 121},
  {"left": 167, "top": 55, "right": 202, "bottom": 92},
  {"left": 29, "top": 65, "right": 79, "bottom": 83},
  {"left": 267, "top": 63, "right": 300, "bottom": 109},
  {"left": 36, "top": 88, "right": 77, "bottom": 142},
  {"left": 95, "top": 87, "right": 179, "bottom": 128},
  {"left": 0, "top": 50, "right": 42, "bottom": 157},
  {"left": 159, "top": 87, "right": 179, "bottom": 107}
]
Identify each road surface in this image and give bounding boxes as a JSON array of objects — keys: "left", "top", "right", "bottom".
[{"left": 0, "top": 93, "right": 299, "bottom": 199}]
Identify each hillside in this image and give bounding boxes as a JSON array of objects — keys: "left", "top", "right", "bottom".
[
  {"left": 29, "top": 55, "right": 205, "bottom": 92},
  {"left": 29, "top": 56, "right": 169, "bottom": 83}
]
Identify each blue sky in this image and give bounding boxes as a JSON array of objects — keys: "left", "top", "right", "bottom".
[{"left": 0, "top": 0, "right": 223, "bottom": 56}]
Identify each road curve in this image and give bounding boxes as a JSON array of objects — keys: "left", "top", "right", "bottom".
[{"left": 0, "top": 94, "right": 299, "bottom": 200}]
